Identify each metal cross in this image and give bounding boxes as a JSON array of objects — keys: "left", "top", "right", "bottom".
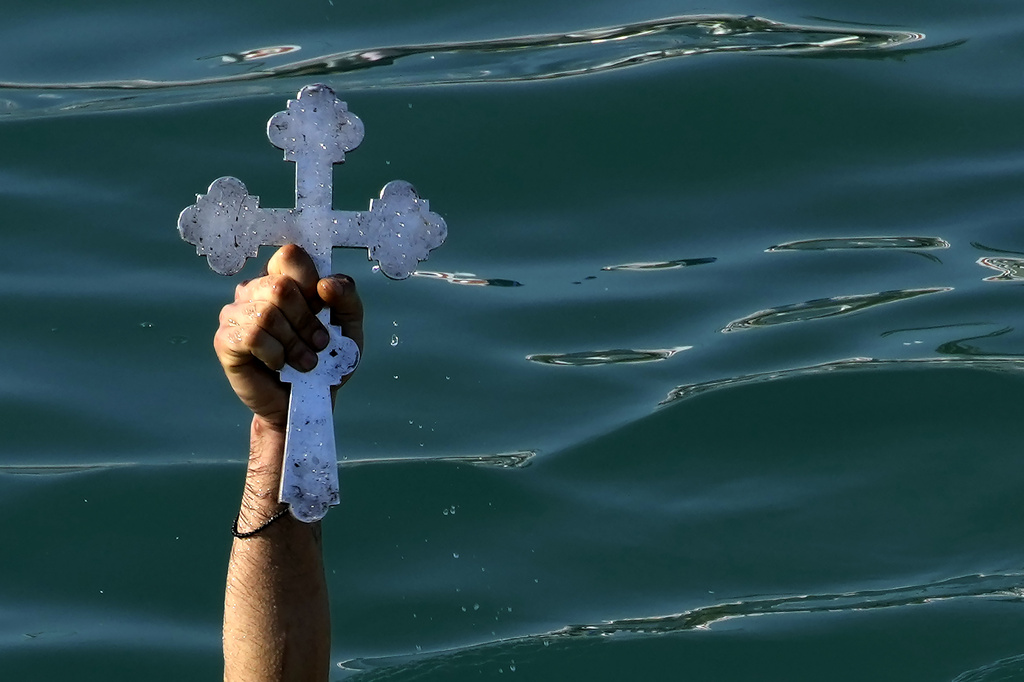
[{"left": 178, "top": 83, "right": 447, "bottom": 522}]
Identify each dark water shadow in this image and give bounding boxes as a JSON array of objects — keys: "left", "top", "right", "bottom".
[
  {"left": 935, "top": 327, "right": 1024, "bottom": 357},
  {"left": 972, "top": 242, "right": 1024, "bottom": 257}
]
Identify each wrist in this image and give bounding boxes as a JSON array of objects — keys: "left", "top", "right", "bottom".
[
  {"left": 252, "top": 413, "right": 287, "bottom": 442},
  {"left": 237, "top": 416, "right": 288, "bottom": 531}
]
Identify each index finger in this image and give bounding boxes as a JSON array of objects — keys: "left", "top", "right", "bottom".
[{"left": 319, "top": 274, "right": 364, "bottom": 354}]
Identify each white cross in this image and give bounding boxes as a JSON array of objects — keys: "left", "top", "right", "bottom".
[{"left": 178, "top": 84, "right": 447, "bottom": 522}]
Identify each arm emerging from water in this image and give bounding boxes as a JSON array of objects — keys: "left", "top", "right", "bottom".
[{"left": 214, "top": 244, "right": 364, "bottom": 682}]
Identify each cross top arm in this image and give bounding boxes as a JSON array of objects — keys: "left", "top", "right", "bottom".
[{"left": 178, "top": 84, "right": 447, "bottom": 280}]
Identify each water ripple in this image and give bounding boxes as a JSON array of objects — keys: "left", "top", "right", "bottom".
[
  {"left": 337, "top": 572, "right": 1024, "bottom": 679},
  {"left": 971, "top": 242, "right": 1024, "bottom": 257},
  {"left": 662, "top": 355, "right": 1024, "bottom": 405},
  {"left": 721, "top": 287, "right": 950, "bottom": 332},
  {"left": 977, "top": 257, "right": 1024, "bottom": 282},
  {"left": 413, "top": 271, "right": 523, "bottom": 287},
  {"left": 527, "top": 346, "right": 691, "bottom": 366},
  {"left": 0, "top": 451, "right": 535, "bottom": 475},
  {"left": 767, "top": 236, "right": 950, "bottom": 252},
  {"left": 602, "top": 257, "right": 717, "bottom": 271},
  {"left": 0, "top": 14, "right": 927, "bottom": 121},
  {"left": 344, "top": 451, "right": 536, "bottom": 469},
  {"left": 953, "top": 654, "right": 1024, "bottom": 682}
]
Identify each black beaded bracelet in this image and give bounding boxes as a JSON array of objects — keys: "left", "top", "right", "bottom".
[{"left": 232, "top": 507, "right": 291, "bottom": 538}]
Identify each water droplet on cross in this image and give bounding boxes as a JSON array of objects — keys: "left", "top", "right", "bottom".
[{"left": 178, "top": 84, "right": 447, "bottom": 522}]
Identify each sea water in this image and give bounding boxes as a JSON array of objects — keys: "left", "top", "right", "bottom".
[{"left": 3, "top": 1, "right": 1024, "bottom": 679}]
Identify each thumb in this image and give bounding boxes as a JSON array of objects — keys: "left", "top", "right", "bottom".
[{"left": 268, "top": 244, "right": 321, "bottom": 304}]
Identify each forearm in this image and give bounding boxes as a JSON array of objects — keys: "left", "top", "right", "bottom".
[{"left": 224, "top": 416, "right": 331, "bottom": 682}]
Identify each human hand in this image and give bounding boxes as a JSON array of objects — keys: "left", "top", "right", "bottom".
[{"left": 213, "top": 244, "right": 364, "bottom": 433}]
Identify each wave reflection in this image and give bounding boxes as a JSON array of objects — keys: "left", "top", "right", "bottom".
[
  {"left": 527, "top": 346, "right": 691, "bottom": 366},
  {"left": 0, "top": 451, "right": 536, "bottom": 475},
  {"left": 977, "top": 257, "right": 1024, "bottom": 282},
  {"left": 662, "top": 355, "right": 1024, "bottom": 405},
  {"left": 337, "top": 572, "right": 1024, "bottom": 679},
  {"left": 0, "top": 15, "right": 927, "bottom": 120},
  {"left": 767, "top": 236, "right": 949, "bottom": 252},
  {"left": 413, "top": 271, "right": 523, "bottom": 287},
  {"left": 343, "top": 451, "right": 535, "bottom": 469},
  {"left": 953, "top": 654, "right": 1024, "bottom": 682},
  {"left": 721, "top": 287, "right": 950, "bottom": 332},
  {"left": 602, "top": 257, "right": 717, "bottom": 271}
]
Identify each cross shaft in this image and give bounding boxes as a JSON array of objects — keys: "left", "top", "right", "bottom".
[{"left": 178, "top": 84, "right": 447, "bottom": 521}]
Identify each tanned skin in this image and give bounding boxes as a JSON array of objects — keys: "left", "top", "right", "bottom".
[{"left": 214, "top": 245, "right": 364, "bottom": 682}]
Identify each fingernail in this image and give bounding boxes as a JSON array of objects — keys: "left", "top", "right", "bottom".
[{"left": 312, "top": 329, "right": 330, "bottom": 351}]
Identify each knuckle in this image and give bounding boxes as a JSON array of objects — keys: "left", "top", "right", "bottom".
[
  {"left": 239, "top": 325, "right": 263, "bottom": 350},
  {"left": 214, "top": 326, "right": 245, "bottom": 358},
  {"left": 248, "top": 300, "right": 279, "bottom": 328},
  {"left": 219, "top": 303, "right": 241, "bottom": 327},
  {"left": 263, "top": 274, "right": 291, "bottom": 295}
]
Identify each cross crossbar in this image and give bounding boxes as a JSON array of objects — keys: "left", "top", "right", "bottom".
[{"left": 178, "top": 84, "right": 447, "bottom": 522}]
